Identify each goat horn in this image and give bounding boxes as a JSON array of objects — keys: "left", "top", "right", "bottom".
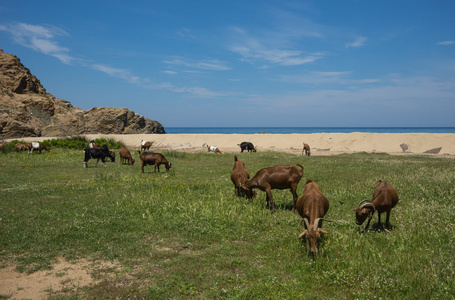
[
  {"left": 314, "top": 218, "right": 333, "bottom": 230},
  {"left": 303, "top": 218, "right": 310, "bottom": 230},
  {"left": 359, "top": 202, "right": 376, "bottom": 212},
  {"left": 320, "top": 218, "right": 333, "bottom": 223},
  {"left": 357, "top": 199, "right": 370, "bottom": 207},
  {"left": 314, "top": 218, "right": 321, "bottom": 230}
]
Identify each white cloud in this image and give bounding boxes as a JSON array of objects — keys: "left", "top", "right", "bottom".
[
  {"left": 164, "top": 58, "right": 231, "bottom": 71},
  {"left": 172, "top": 86, "right": 225, "bottom": 98},
  {"left": 279, "top": 71, "right": 379, "bottom": 85},
  {"left": 91, "top": 64, "right": 224, "bottom": 98},
  {"left": 0, "top": 22, "right": 73, "bottom": 64},
  {"left": 345, "top": 37, "right": 367, "bottom": 48},
  {"left": 1, "top": 22, "right": 225, "bottom": 100},
  {"left": 437, "top": 41, "right": 455, "bottom": 45},
  {"left": 229, "top": 41, "right": 322, "bottom": 66},
  {"left": 91, "top": 64, "right": 141, "bottom": 84},
  {"left": 228, "top": 27, "right": 325, "bottom": 66}
]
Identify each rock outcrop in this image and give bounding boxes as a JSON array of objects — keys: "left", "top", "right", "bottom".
[{"left": 0, "top": 49, "right": 165, "bottom": 138}]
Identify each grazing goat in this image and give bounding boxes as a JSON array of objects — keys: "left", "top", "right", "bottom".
[
  {"left": 119, "top": 146, "right": 135, "bottom": 165},
  {"left": 139, "top": 151, "right": 172, "bottom": 173},
  {"left": 107, "top": 151, "right": 116, "bottom": 162},
  {"left": 89, "top": 141, "right": 115, "bottom": 161},
  {"left": 140, "top": 140, "right": 153, "bottom": 151},
  {"left": 238, "top": 142, "right": 257, "bottom": 153},
  {"left": 302, "top": 143, "right": 311, "bottom": 156},
  {"left": 296, "top": 180, "right": 332, "bottom": 255},
  {"left": 28, "top": 142, "right": 50, "bottom": 154},
  {"left": 230, "top": 156, "right": 255, "bottom": 199},
  {"left": 15, "top": 143, "right": 30, "bottom": 152},
  {"left": 354, "top": 180, "right": 399, "bottom": 231},
  {"left": 83, "top": 144, "right": 115, "bottom": 167},
  {"left": 241, "top": 164, "right": 304, "bottom": 214},
  {"left": 202, "top": 143, "right": 222, "bottom": 154}
]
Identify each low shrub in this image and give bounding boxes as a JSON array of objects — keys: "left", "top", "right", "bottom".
[{"left": 43, "top": 136, "right": 89, "bottom": 149}]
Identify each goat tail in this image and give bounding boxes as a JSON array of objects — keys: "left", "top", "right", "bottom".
[
  {"left": 296, "top": 163, "right": 304, "bottom": 173},
  {"left": 234, "top": 155, "right": 238, "bottom": 161}
]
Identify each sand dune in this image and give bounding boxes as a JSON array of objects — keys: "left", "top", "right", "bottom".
[{"left": 7, "top": 132, "right": 455, "bottom": 156}]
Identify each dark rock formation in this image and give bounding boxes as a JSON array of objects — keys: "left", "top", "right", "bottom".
[
  {"left": 424, "top": 147, "right": 442, "bottom": 154},
  {"left": 0, "top": 49, "right": 165, "bottom": 138},
  {"left": 400, "top": 143, "right": 408, "bottom": 152}
]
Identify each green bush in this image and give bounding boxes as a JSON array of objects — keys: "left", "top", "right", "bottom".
[
  {"left": 91, "top": 137, "right": 124, "bottom": 149},
  {"left": 0, "top": 140, "right": 29, "bottom": 154},
  {"left": 1, "top": 136, "right": 125, "bottom": 153},
  {"left": 43, "top": 136, "right": 89, "bottom": 149}
]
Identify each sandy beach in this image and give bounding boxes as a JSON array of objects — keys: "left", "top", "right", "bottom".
[{"left": 6, "top": 132, "right": 455, "bottom": 156}]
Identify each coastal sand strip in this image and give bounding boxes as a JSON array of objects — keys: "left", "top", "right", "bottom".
[{"left": 5, "top": 133, "right": 455, "bottom": 156}]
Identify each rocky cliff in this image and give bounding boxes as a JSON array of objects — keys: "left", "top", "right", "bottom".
[{"left": 0, "top": 49, "right": 165, "bottom": 138}]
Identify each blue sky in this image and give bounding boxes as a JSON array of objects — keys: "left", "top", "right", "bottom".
[{"left": 1, "top": 1, "right": 454, "bottom": 127}]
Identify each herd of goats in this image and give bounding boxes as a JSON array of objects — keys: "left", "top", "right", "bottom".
[{"left": 14, "top": 139, "right": 399, "bottom": 255}]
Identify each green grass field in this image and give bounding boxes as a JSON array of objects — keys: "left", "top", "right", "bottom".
[{"left": 1, "top": 147, "right": 454, "bottom": 299}]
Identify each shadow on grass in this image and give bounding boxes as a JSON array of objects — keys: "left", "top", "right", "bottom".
[
  {"left": 357, "top": 222, "right": 396, "bottom": 233},
  {"left": 297, "top": 234, "right": 329, "bottom": 259},
  {"left": 274, "top": 202, "right": 295, "bottom": 212}
]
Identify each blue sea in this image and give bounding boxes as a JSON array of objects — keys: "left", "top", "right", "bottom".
[{"left": 165, "top": 127, "right": 455, "bottom": 134}]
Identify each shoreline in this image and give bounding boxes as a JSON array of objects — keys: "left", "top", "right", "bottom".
[{"left": 4, "top": 132, "right": 455, "bottom": 156}]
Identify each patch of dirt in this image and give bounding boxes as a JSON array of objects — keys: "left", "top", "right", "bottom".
[{"left": 0, "top": 257, "right": 118, "bottom": 299}]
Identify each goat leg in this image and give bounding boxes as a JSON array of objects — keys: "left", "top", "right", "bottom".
[
  {"left": 385, "top": 210, "right": 391, "bottom": 230},
  {"left": 265, "top": 189, "right": 275, "bottom": 214},
  {"left": 291, "top": 186, "right": 298, "bottom": 212},
  {"left": 364, "top": 213, "right": 374, "bottom": 231}
]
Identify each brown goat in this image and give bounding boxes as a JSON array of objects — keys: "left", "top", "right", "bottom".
[
  {"left": 15, "top": 143, "right": 30, "bottom": 152},
  {"left": 28, "top": 142, "right": 50, "bottom": 154},
  {"left": 89, "top": 140, "right": 101, "bottom": 149},
  {"left": 206, "top": 144, "right": 222, "bottom": 154},
  {"left": 302, "top": 143, "right": 311, "bottom": 156},
  {"left": 140, "top": 140, "right": 153, "bottom": 151},
  {"left": 241, "top": 164, "right": 304, "bottom": 214},
  {"left": 230, "top": 156, "right": 255, "bottom": 199},
  {"left": 354, "top": 180, "right": 399, "bottom": 231},
  {"left": 119, "top": 146, "right": 135, "bottom": 165},
  {"left": 139, "top": 151, "right": 171, "bottom": 173},
  {"left": 296, "top": 180, "right": 331, "bottom": 255}
]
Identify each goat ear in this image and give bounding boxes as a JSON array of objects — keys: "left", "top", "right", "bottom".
[
  {"left": 361, "top": 208, "right": 370, "bottom": 214},
  {"left": 298, "top": 230, "right": 308, "bottom": 238},
  {"left": 318, "top": 228, "right": 329, "bottom": 234}
]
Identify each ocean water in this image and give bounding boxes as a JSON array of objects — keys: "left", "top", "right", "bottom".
[{"left": 165, "top": 127, "right": 455, "bottom": 134}]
